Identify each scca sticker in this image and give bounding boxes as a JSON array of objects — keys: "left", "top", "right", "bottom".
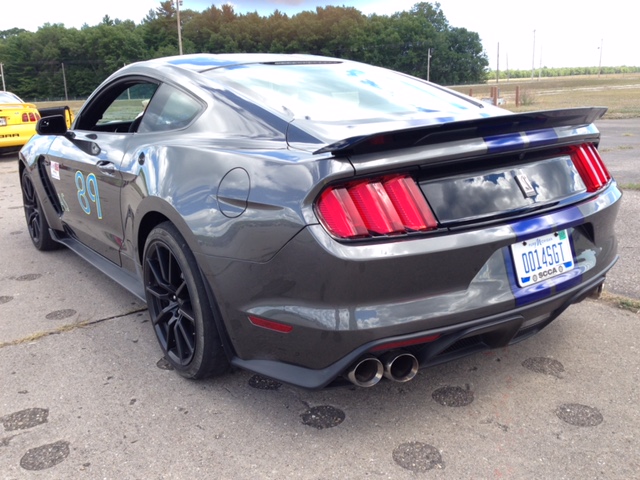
[{"left": 75, "top": 171, "right": 102, "bottom": 219}]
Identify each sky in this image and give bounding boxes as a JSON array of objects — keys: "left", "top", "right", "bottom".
[{"left": 1, "top": 0, "right": 636, "bottom": 71}]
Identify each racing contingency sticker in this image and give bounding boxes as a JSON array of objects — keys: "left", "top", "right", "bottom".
[{"left": 51, "top": 161, "right": 60, "bottom": 180}]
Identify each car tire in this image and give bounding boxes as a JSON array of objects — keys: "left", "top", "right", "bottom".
[
  {"left": 21, "top": 170, "right": 60, "bottom": 251},
  {"left": 143, "top": 222, "right": 229, "bottom": 379}
]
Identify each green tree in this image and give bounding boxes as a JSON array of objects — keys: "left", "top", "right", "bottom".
[{"left": 0, "top": 1, "right": 494, "bottom": 100}]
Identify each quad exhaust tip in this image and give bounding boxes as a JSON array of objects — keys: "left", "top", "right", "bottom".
[
  {"left": 381, "top": 351, "right": 419, "bottom": 383},
  {"left": 346, "top": 351, "right": 419, "bottom": 387},
  {"left": 346, "top": 356, "right": 384, "bottom": 388}
]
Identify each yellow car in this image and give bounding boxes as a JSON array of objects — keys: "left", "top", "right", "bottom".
[
  {"left": 0, "top": 92, "right": 75, "bottom": 155},
  {"left": 0, "top": 91, "right": 41, "bottom": 154}
]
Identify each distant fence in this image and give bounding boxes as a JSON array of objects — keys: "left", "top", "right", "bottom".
[{"left": 24, "top": 97, "right": 86, "bottom": 103}]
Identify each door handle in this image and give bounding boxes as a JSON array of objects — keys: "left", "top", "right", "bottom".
[{"left": 97, "top": 161, "right": 116, "bottom": 174}]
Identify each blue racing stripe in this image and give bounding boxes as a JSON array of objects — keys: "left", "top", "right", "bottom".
[
  {"left": 503, "top": 248, "right": 550, "bottom": 305},
  {"left": 503, "top": 244, "right": 584, "bottom": 307},
  {"left": 485, "top": 132, "right": 526, "bottom": 154},
  {"left": 555, "top": 269, "right": 583, "bottom": 293},
  {"left": 503, "top": 184, "right": 618, "bottom": 307},
  {"left": 485, "top": 127, "right": 559, "bottom": 154},
  {"left": 505, "top": 204, "right": 587, "bottom": 307},
  {"left": 525, "top": 128, "right": 559, "bottom": 148},
  {"left": 509, "top": 205, "right": 584, "bottom": 241}
]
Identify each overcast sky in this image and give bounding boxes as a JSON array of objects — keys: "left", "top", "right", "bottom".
[{"left": 1, "top": 0, "right": 636, "bottom": 71}]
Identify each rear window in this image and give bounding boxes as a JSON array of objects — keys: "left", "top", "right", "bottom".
[
  {"left": 205, "top": 62, "right": 480, "bottom": 122},
  {"left": 0, "top": 92, "right": 23, "bottom": 104}
]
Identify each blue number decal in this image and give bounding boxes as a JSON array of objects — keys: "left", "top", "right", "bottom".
[
  {"left": 86, "top": 173, "right": 103, "bottom": 219},
  {"left": 75, "top": 171, "right": 103, "bottom": 219},
  {"left": 75, "top": 171, "right": 91, "bottom": 214}
]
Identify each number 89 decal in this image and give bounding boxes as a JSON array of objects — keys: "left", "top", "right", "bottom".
[{"left": 75, "top": 171, "right": 103, "bottom": 219}]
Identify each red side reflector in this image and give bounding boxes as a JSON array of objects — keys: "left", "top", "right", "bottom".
[
  {"left": 316, "top": 174, "right": 438, "bottom": 239},
  {"left": 248, "top": 315, "right": 293, "bottom": 333},
  {"left": 570, "top": 143, "right": 611, "bottom": 192},
  {"left": 370, "top": 334, "right": 441, "bottom": 352}
]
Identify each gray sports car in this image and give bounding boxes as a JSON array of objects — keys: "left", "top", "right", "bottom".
[{"left": 19, "top": 54, "right": 621, "bottom": 389}]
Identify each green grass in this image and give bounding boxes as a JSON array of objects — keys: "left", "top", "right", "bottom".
[
  {"left": 619, "top": 183, "right": 640, "bottom": 191},
  {"left": 450, "top": 73, "right": 640, "bottom": 119},
  {"left": 600, "top": 291, "right": 640, "bottom": 313}
]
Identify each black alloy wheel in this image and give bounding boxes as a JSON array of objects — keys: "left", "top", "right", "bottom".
[
  {"left": 21, "top": 170, "right": 59, "bottom": 251},
  {"left": 143, "top": 222, "right": 228, "bottom": 379}
]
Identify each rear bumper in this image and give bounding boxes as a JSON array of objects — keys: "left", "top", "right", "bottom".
[
  {"left": 0, "top": 124, "right": 36, "bottom": 149},
  {"left": 230, "top": 264, "right": 614, "bottom": 389},
  {"left": 197, "top": 182, "right": 621, "bottom": 388}
]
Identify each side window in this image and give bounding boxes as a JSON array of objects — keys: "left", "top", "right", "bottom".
[
  {"left": 138, "top": 84, "right": 203, "bottom": 133},
  {"left": 75, "top": 80, "right": 159, "bottom": 132},
  {"left": 98, "top": 84, "right": 157, "bottom": 127}
]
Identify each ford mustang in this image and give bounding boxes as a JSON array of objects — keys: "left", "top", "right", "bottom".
[
  {"left": 1, "top": 91, "right": 41, "bottom": 154},
  {"left": 19, "top": 54, "right": 621, "bottom": 388},
  {"left": 1, "top": 91, "right": 75, "bottom": 155}
]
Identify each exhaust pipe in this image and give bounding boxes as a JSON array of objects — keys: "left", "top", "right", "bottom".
[
  {"left": 381, "top": 351, "right": 419, "bottom": 383},
  {"left": 346, "top": 356, "right": 383, "bottom": 387}
]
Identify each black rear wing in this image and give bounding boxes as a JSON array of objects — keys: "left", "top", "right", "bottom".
[{"left": 313, "top": 107, "right": 607, "bottom": 156}]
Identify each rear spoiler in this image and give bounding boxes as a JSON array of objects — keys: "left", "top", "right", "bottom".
[
  {"left": 38, "top": 105, "right": 75, "bottom": 129},
  {"left": 313, "top": 107, "right": 607, "bottom": 156}
]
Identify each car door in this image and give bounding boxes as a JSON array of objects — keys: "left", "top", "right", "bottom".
[
  {"left": 45, "top": 131, "right": 128, "bottom": 264},
  {"left": 43, "top": 79, "right": 159, "bottom": 265}
]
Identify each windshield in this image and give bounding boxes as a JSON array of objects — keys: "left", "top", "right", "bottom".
[{"left": 205, "top": 62, "right": 482, "bottom": 122}]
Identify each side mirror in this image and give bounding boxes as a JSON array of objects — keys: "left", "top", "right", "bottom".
[{"left": 36, "top": 115, "right": 68, "bottom": 135}]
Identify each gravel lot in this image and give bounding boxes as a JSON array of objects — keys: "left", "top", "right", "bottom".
[{"left": 0, "top": 119, "right": 638, "bottom": 479}]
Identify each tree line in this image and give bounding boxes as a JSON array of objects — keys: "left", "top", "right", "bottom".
[{"left": 0, "top": 1, "right": 489, "bottom": 101}]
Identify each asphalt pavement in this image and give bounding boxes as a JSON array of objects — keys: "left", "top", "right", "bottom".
[
  {"left": 595, "top": 119, "right": 640, "bottom": 300},
  {"left": 0, "top": 119, "right": 638, "bottom": 479}
]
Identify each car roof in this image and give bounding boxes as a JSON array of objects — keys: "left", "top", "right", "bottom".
[{"left": 133, "top": 53, "right": 341, "bottom": 73}]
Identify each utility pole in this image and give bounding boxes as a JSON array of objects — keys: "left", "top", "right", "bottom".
[
  {"left": 1, "top": 63, "right": 5, "bottom": 91},
  {"left": 538, "top": 48, "right": 542, "bottom": 80},
  {"left": 496, "top": 42, "right": 500, "bottom": 84},
  {"left": 176, "top": 0, "right": 183, "bottom": 55},
  {"left": 426, "top": 48, "right": 432, "bottom": 82},
  {"left": 598, "top": 39, "right": 603, "bottom": 77},
  {"left": 531, "top": 30, "right": 536, "bottom": 80},
  {"left": 61, "top": 63, "right": 68, "bottom": 101}
]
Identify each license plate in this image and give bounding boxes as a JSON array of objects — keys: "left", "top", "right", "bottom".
[
  {"left": 0, "top": 118, "right": 6, "bottom": 126},
  {"left": 510, "top": 230, "right": 574, "bottom": 287}
]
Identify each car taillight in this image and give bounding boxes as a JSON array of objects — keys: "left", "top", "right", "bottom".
[
  {"left": 21, "top": 112, "right": 40, "bottom": 123},
  {"left": 570, "top": 143, "right": 611, "bottom": 192},
  {"left": 317, "top": 174, "right": 438, "bottom": 239}
]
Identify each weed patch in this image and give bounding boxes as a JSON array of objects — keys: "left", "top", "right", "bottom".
[{"left": 600, "top": 291, "right": 640, "bottom": 313}]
